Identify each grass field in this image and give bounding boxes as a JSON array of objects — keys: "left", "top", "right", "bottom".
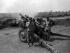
[{"left": 51, "top": 16, "right": 70, "bottom": 26}]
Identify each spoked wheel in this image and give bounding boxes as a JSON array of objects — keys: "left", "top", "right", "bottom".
[{"left": 19, "top": 29, "right": 28, "bottom": 43}]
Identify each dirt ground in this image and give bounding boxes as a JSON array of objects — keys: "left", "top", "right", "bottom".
[{"left": 0, "top": 26, "right": 70, "bottom": 53}]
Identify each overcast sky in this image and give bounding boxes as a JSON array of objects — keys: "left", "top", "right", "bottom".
[{"left": 0, "top": 0, "right": 70, "bottom": 16}]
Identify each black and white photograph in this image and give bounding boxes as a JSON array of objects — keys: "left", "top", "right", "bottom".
[{"left": 0, "top": 0, "right": 70, "bottom": 53}]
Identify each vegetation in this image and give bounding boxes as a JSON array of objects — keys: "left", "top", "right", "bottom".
[{"left": 35, "top": 10, "right": 70, "bottom": 18}]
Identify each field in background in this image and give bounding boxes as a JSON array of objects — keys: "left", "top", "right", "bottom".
[{"left": 51, "top": 16, "right": 70, "bottom": 26}]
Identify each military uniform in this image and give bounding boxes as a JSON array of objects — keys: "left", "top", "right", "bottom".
[
  {"left": 35, "top": 18, "right": 46, "bottom": 40},
  {"left": 36, "top": 17, "right": 52, "bottom": 41},
  {"left": 45, "top": 17, "right": 52, "bottom": 41},
  {"left": 27, "top": 18, "right": 36, "bottom": 47}
]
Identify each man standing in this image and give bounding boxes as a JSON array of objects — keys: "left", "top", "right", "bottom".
[
  {"left": 45, "top": 17, "right": 55, "bottom": 41},
  {"left": 44, "top": 17, "right": 51, "bottom": 41}
]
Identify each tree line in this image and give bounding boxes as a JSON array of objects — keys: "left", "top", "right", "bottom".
[{"left": 35, "top": 10, "right": 70, "bottom": 18}]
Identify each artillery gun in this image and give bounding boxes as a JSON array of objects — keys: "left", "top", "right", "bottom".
[{"left": 18, "top": 14, "right": 58, "bottom": 53}]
